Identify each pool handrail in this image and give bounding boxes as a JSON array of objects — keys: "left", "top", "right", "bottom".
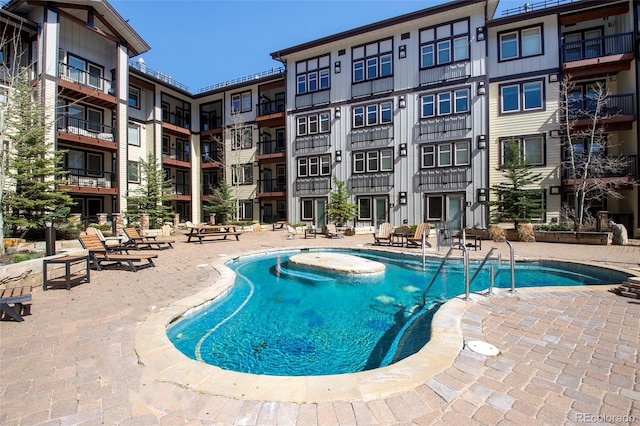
[
  {"left": 468, "top": 247, "right": 498, "bottom": 287},
  {"left": 424, "top": 242, "right": 468, "bottom": 303},
  {"left": 505, "top": 240, "right": 516, "bottom": 292}
]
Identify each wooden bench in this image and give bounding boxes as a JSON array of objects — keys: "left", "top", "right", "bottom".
[{"left": 0, "top": 286, "right": 32, "bottom": 322}]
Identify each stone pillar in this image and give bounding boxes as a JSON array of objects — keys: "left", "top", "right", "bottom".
[
  {"left": 140, "top": 213, "right": 149, "bottom": 231},
  {"left": 173, "top": 213, "right": 180, "bottom": 229},
  {"left": 597, "top": 211, "right": 609, "bottom": 232},
  {"left": 69, "top": 213, "right": 82, "bottom": 230},
  {"left": 112, "top": 213, "right": 125, "bottom": 236},
  {"left": 97, "top": 213, "right": 108, "bottom": 226}
]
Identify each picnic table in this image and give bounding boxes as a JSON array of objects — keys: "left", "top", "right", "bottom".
[{"left": 186, "top": 224, "right": 241, "bottom": 243}]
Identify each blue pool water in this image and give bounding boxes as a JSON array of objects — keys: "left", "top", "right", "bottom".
[{"left": 168, "top": 249, "right": 628, "bottom": 376}]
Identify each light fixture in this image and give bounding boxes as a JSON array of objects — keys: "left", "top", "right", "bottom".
[
  {"left": 335, "top": 150, "right": 342, "bottom": 162},
  {"left": 399, "top": 95, "right": 406, "bottom": 109},
  {"left": 334, "top": 61, "right": 341, "bottom": 74},
  {"left": 549, "top": 186, "right": 561, "bottom": 195},
  {"left": 399, "top": 45, "right": 407, "bottom": 59},
  {"left": 399, "top": 192, "right": 407, "bottom": 205},
  {"left": 477, "top": 81, "right": 486, "bottom": 96},
  {"left": 477, "top": 188, "right": 488, "bottom": 203},
  {"left": 254, "top": 198, "right": 260, "bottom": 204},
  {"left": 548, "top": 74, "right": 558, "bottom": 83},
  {"left": 466, "top": 201, "right": 472, "bottom": 207},
  {"left": 476, "top": 26, "right": 486, "bottom": 41},
  {"left": 399, "top": 143, "right": 408, "bottom": 156},
  {"left": 253, "top": 160, "right": 259, "bottom": 167},
  {"left": 477, "top": 135, "right": 486, "bottom": 149},
  {"left": 335, "top": 107, "right": 341, "bottom": 119},
  {"left": 549, "top": 129, "right": 561, "bottom": 138}
]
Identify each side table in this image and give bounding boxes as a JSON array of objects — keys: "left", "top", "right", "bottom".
[{"left": 43, "top": 255, "right": 90, "bottom": 290}]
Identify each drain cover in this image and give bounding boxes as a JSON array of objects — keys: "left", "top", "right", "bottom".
[{"left": 466, "top": 340, "right": 500, "bottom": 356}]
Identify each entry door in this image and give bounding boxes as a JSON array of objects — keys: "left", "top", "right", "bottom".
[
  {"left": 374, "top": 197, "right": 388, "bottom": 227},
  {"left": 315, "top": 200, "right": 326, "bottom": 228},
  {"left": 263, "top": 169, "right": 273, "bottom": 192},
  {"left": 263, "top": 204, "right": 273, "bottom": 223},
  {"left": 87, "top": 198, "right": 103, "bottom": 222},
  {"left": 448, "top": 195, "right": 463, "bottom": 230}
]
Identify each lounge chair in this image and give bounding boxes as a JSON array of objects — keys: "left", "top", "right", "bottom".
[
  {"left": 373, "top": 222, "right": 393, "bottom": 246},
  {"left": 0, "top": 286, "right": 32, "bottom": 321},
  {"left": 85, "top": 226, "right": 126, "bottom": 250},
  {"left": 123, "top": 227, "right": 174, "bottom": 250},
  {"left": 286, "top": 224, "right": 296, "bottom": 239},
  {"left": 407, "top": 223, "right": 431, "bottom": 248},
  {"left": 79, "top": 233, "right": 157, "bottom": 272},
  {"left": 325, "top": 224, "right": 344, "bottom": 239}
]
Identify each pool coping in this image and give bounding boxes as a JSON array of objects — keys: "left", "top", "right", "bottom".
[{"left": 134, "top": 247, "right": 637, "bottom": 403}]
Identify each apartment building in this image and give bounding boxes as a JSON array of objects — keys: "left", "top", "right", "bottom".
[
  {"left": 487, "top": 0, "right": 638, "bottom": 237},
  {"left": 271, "top": 0, "right": 498, "bottom": 231}
]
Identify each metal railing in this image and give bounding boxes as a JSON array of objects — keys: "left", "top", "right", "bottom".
[
  {"left": 257, "top": 99, "right": 285, "bottom": 116},
  {"left": 201, "top": 152, "right": 221, "bottom": 164},
  {"left": 162, "top": 110, "right": 191, "bottom": 129},
  {"left": 562, "top": 154, "right": 637, "bottom": 180},
  {"left": 566, "top": 93, "right": 634, "bottom": 121},
  {"left": 173, "top": 183, "right": 190, "bottom": 195},
  {"left": 562, "top": 33, "right": 634, "bottom": 63},
  {"left": 198, "top": 67, "right": 285, "bottom": 93},
  {"left": 258, "top": 179, "right": 286, "bottom": 193},
  {"left": 424, "top": 242, "right": 469, "bottom": 300},
  {"left": 258, "top": 139, "right": 286, "bottom": 155},
  {"left": 57, "top": 115, "right": 115, "bottom": 142},
  {"left": 65, "top": 168, "right": 115, "bottom": 188},
  {"left": 58, "top": 62, "right": 114, "bottom": 95},
  {"left": 501, "top": 0, "right": 576, "bottom": 16},
  {"left": 200, "top": 113, "right": 222, "bottom": 131},
  {"left": 128, "top": 59, "right": 189, "bottom": 92},
  {"left": 163, "top": 147, "right": 190, "bottom": 163}
]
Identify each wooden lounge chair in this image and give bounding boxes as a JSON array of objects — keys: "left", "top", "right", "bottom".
[
  {"left": 325, "top": 224, "right": 344, "bottom": 239},
  {"left": 407, "top": 223, "right": 431, "bottom": 248},
  {"left": 79, "top": 233, "right": 157, "bottom": 272},
  {"left": 373, "top": 222, "right": 393, "bottom": 246},
  {"left": 0, "top": 286, "right": 32, "bottom": 321},
  {"left": 85, "top": 226, "right": 126, "bottom": 250},
  {"left": 286, "top": 224, "right": 296, "bottom": 239},
  {"left": 123, "top": 227, "right": 174, "bottom": 250}
]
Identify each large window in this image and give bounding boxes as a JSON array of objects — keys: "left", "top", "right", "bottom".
[
  {"left": 231, "top": 91, "right": 252, "bottom": 113},
  {"left": 421, "top": 140, "right": 470, "bottom": 168},
  {"left": 67, "top": 53, "right": 104, "bottom": 88},
  {"left": 499, "top": 135, "right": 545, "bottom": 166},
  {"left": 352, "top": 38, "right": 393, "bottom": 83},
  {"left": 128, "top": 161, "right": 139, "bottom": 183},
  {"left": 239, "top": 200, "right": 253, "bottom": 220},
  {"left": 421, "top": 88, "right": 470, "bottom": 118},
  {"left": 232, "top": 127, "right": 253, "bottom": 150},
  {"left": 353, "top": 101, "right": 393, "bottom": 128},
  {"left": 297, "top": 155, "right": 331, "bottom": 177},
  {"left": 232, "top": 164, "right": 253, "bottom": 185},
  {"left": 128, "top": 86, "right": 140, "bottom": 108},
  {"left": 296, "top": 55, "right": 330, "bottom": 95},
  {"left": 498, "top": 25, "right": 543, "bottom": 61},
  {"left": 420, "top": 19, "right": 469, "bottom": 69},
  {"left": 296, "top": 111, "right": 331, "bottom": 136},
  {"left": 128, "top": 123, "right": 140, "bottom": 146},
  {"left": 500, "top": 80, "right": 543, "bottom": 114},
  {"left": 353, "top": 149, "right": 393, "bottom": 173}
]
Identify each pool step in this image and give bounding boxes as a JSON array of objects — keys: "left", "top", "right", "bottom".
[{"left": 609, "top": 277, "right": 640, "bottom": 299}]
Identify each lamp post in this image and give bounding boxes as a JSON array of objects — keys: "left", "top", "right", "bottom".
[{"left": 45, "top": 221, "right": 56, "bottom": 256}]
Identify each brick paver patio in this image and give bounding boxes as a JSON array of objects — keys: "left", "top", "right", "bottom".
[{"left": 1, "top": 231, "right": 639, "bottom": 425}]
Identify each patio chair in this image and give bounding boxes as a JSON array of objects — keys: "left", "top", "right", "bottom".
[
  {"left": 325, "top": 224, "right": 344, "bottom": 239},
  {"left": 123, "top": 227, "right": 174, "bottom": 250},
  {"left": 84, "top": 226, "right": 126, "bottom": 250},
  {"left": 78, "top": 233, "right": 157, "bottom": 272},
  {"left": 286, "top": 224, "right": 296, "bottom": 239},
  {"left": 0, "top": 286, "right": 32, "bottom": 321},
  {"left": 407, "top": 223, "right": 431, "bottom": 248},
  {"left": 373, "top": 222, "right": 393, "bottom": 246}
]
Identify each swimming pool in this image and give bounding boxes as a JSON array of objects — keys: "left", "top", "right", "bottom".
[{"left": 167, "top": 248, "right": 629, "bottom": 377}]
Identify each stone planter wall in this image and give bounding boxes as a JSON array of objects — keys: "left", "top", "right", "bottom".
[{"left": 534, "top": 231, "right": 612, "bottom": 245}]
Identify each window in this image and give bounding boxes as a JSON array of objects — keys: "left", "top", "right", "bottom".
[
  {"left": 296, "top": 112, "right": 331, "bottom": 136},
  {"left": 297, "top": 155, "right": 331, "bottom": 177},
  {"left": 500, "top": 80, "right": 543, "bottom": 114},
  {"left": 421, "top": 141, "right": 470, "bottom": 168},
  {"left": 128, "top": 123, "right": 140, "bottom": 146},
  {"left": 358, "top": 198, "right": 372, "bottom": 220},
  {"left": 301, "top": 199, "right": 314, "bottom": 221},
  {"left": 353, "top": 101, "right": 393, "bottom": 128},
  {"left": 232, "top": 127, "right": 252, "bottom": 149},
  {"left": 352, "top": 38, "right": 393, "bottom": 83},
  {"left": 352, "top": 149, "right": 393, "bottom": 173},
  {"left": 239, "top": 200, "right": 253, "bottom": 221},
  {"left": 231, "top": 91, "right": 252, "bottom": 113},
  {"left": 420, "top": 19, "right": 469, "bottom": 69},
  {"left": 128, "top": 86, "right": 140, "bottom": 108},
  {"left": 498, "top": 25, "right": 542, "bottom": 61},
  {"left": 128, "top": 161, "right": 139, "bottom": 183},
  {"left": 296, "top": 55, "right": 330, "bottom": 94},
  {"left": 67, "top": 54, "right": 104, "bottom": 88},
  {"left": 500, "top": 135, "right": 545, "bottom": 166},
  {"left": 86, "top": 108, "right": 102, "bottom": 133},
  {"left": 162, "top": 135, "right": 170, "bottom": 154},
  {"left": 421, "top": 88, "right": 470, "bottom": 118},
  {"left": 232, "top": 164, "right": 253, "bottom": 184},
  {"left": 426, "top": 195, "right": 444, "bottom": 221}
]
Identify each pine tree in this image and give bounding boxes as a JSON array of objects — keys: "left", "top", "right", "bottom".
[
  {"left": 327, "top": 177, "right": 358, "bottom": 226},
  {"left": 203, "top": 179, "right": 236, "bottom": 225},
  {"left": 125, "top": 153, "right": 174, "bottom": 228},
  {"left": 486, "top": 140, "right": 543, "bottom": 229},
  {"left": 2, "top": 72, "right": 73, "bottom": 240}
]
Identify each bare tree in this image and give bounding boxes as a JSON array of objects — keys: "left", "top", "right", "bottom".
[{"left": 559, "top": 76, "right": 633, "bottom": 230}]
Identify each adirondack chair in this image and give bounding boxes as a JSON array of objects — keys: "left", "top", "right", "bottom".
[
  {"left": 325, "top": 224, "right": 344, "bottom": 239},
  {"left": 373, "top": 222, "right": 393, "bottom": 246},
  {"left": 407, "top": 223, "right": 431, "bottom": 247}
]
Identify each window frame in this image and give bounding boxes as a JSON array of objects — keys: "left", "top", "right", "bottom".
[
  {"left": 128, "top": 122, "right": 141, "bottom": 146},
  {"left": 231, "top": 126, "right": 253, "bottom": 150},
  {"left": 351, "top": 38, "right": 394, "bottom": 84},
  {"left": 296, "top": 111, "right": 332, "bottom": 137},
  {"left": 420, "top": 140, "right": 471, "bottom": 168},
  {"left": 499, "top": 79, "right": 544, "bottom": 114},
  {"left": 353, "top": 148, "right": 394, "bottom": 174},
  {"left": 296, "top": 54, "right": 331, "bottom": 95},
  {"left": 352, "top": 101, "right": 394, "bottom": 129},
  {"left": 498, "top": 24, "right": 543, "bottom": 62},
  {"left": 127, "top": 160, "right": 139, "bottom": 183},
  {"left": 231, "top": 163, "right": 253, "bottom": 185},
  {"left": 499, "top": 134, "right": 546, "bottom": 167},
  {"left": 419, "top": 19, "right": 470, "bottom": 70},
  {"left": 420, "top": 87, "right": 470, "bottom": 118},
  {"left": 297, "top": 155, "right": 331, "bottom": 177},
  {"left": 231, "top": 90, "right": 252, "bottom": 113},
  {"left": 128, "top": 86, "right": 140, "bottom": 109}
]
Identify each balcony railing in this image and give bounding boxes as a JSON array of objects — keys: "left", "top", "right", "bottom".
[
  {"left": 502, "top": 0, "right": 576, "bottom": 16},
  {"left": 294, "top": 134, "right": 331, "bottom": 152},
  {"left": 258, "top": 179, "right": 286, "bottom": 193},
  {"left": 351, "top": 76, "right": 394, "bottom": 99},
  {"left": 418, "top": 167, "right": 471, "bottom": 190},
  {"left": 295, "top": 177, "right": 331, "bottom": 195},
  {"left": 162, "top": 110, "right": 191, "bottom": 129},
  {"left": 562, "top": 33, "right": 634, "bottom": 63},
  {"left": 58, "top": 62, "right": 114, "bottom": 95},
  {"left": 420, "top": 62, "right": 470, "bottom": 87},
  {"left": 173, "top": 183, "right": 190, "bottom": 196},
  {"left": 198, "top": 67, "right": 284, "bottom": 93},
  {"left": 129, "top": 59, "right": 189, "bottom": 92},
  {"left": 201, "top": 152, "right": 221, "bottom": 164},
  {"left": 562, "top": 154, "right": 638, "bottom": 180},
  {"left": 200, "top": 113, "right": 222, "bottom": 131},
  {"left": 349, "top": 173, "right": 393, "bottom": 194},
  {"left": 163, "top": 147, "right": 190, "bottom": 163},
  {"left": 65, "top": 168, "right": 115, "bottom": 188},
  {"left": 57, "top": 115, "right": 115, "bottom": 142},
  {"left": 566, "top": 93, "right": 634, "bottom": 121},
  {"left": 258, "top": 139, "right": 286, "bottom": 155},
  {"left": 257, "top": 99, "right": 285, "bottom": 116}
]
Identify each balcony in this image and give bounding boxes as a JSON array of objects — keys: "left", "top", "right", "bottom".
[
  {"left": 294, "top": 134, "right": 331, "bottom": 153},
  {"left": 58, "top": 62, "right": 116, "bottom": 108},
  {"left": 349, "top": 173, "right": 393, "bottom": 194},
  {"left": 257, "top": 179, "right": 286, "bottom": 197},
  {"left": 201, "top": 152, "right": 222, "bottom": 169},
  {"left": 562, "top": 155, "right": 637, "bottom": 187},
  {"left": 295, "top": 90, "right": 330, "bottom": 109},
  {"left": 416, "top": 114, "right": 472, "bottom": 142},
  {"left": 349, "top": 125, "right": 393, "bottom": 149},
  {"left": 420, "top": 62, "right": 470, "bottom": 87},
  {"left": 60, "top": 168, "right": 117, "bottom": 195},
  {"left": 162, "top": 148, "right": 191, "bottom": 168},
  {"left": 57, "top": 116, "right": 117, "bottom": 150},
  {"left": 295, "top": 177, "right": 331, "bottom": 195},
  {"left": 257, "top": 139, "right": 286, "bottom": 160},
  {"left": 564, "top": 93, "right": 635, "bottom": 131},
  {"left": 173, "top": 183, "right": 190, "bottom": 196},
  {"left": 162, "top": 110, "right": 191, "bottom": 137},
  {"left": 417, "top": 167, "right": 471, "bottom": 191},
  {"left": 200, "top": 113, "right": 223, "bottom": 134},
  {"left": 561, "top": 33, "right": 634, "bottom": 78},
  {"left": 351, "top": 76, "right": 394, "bottom": 99},
  {"left": 256, "top": 99, "right": 285, "bottom": 126}
]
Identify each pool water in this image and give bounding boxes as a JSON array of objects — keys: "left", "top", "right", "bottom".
[{"left": 168, "top": 249, "right": 628, "bottom": 376}]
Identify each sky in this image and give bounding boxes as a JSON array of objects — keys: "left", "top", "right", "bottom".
[{"left": 110, "top": 0, "right": 515, "bottom": 93}]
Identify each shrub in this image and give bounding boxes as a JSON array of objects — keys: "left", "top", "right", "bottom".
[{"left": 533, "top": 223, "right": 573, "bottom": 231}]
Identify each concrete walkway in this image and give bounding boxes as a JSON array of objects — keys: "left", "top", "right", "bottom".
[{"left": 1, "top": 231, "right": 639, "bottom": 425}]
